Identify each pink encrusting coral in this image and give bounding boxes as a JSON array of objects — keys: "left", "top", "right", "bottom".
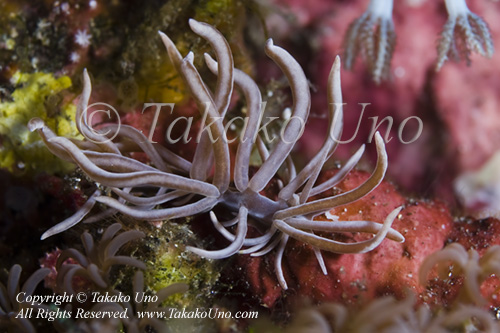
[
  {"left": 240, "top": 169, "right": 455, "bottom": 307},
  {"left": 240, "top": 170, "right": 500, "bottom": 310}
]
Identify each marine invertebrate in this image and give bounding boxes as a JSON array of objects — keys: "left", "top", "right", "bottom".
[
  {"left": 55, "top": 223, "right": 146, "bottom": 294},
  {"left": 0, "top": 265, "right": 50, "bottom": 333},
  {"left": 419, "top": 242, "right": 500, "bottom": 306},
  {"left": 342, "top": 0, "right": 396, "bottom": 84},
  {"left": 287, "top": 293, "right": 499, "bottom": 332},
  {"left": 74, "top": 29, "right": 91, "bottom": 48},
  {"left": 29, "top": 19, "right": 404, "bottom": 290},
  {"left": 342, "top": 0, "right": 494, "bottom": 81},
  {"left": 436, "top": 0, "right": 494, "bottom": 70}
]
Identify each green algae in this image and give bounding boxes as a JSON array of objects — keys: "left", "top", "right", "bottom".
[
  {"left": 0, "top": 71, "right": 80, "bottom": 174},
  {"left": 140, "top": 221, "right": 219, "bottom": 307}
]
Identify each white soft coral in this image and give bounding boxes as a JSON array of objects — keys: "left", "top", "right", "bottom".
[
  {"left": 436, "top": 0, "right": 494, "bottom": 70},
  {"left": 342, "top": 0, "right": 494, "bottom": 81},
  {"left": 343, "top": 0, "right": 396, "bottom": 84}
]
